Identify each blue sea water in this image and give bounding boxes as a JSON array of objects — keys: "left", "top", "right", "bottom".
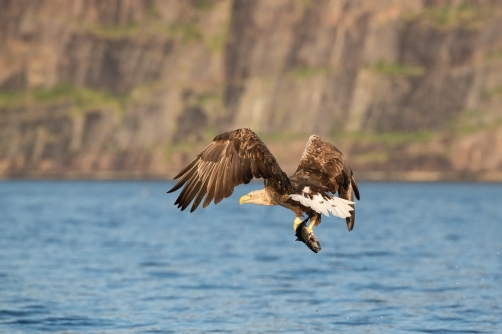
[{"left": 0, "top": 181, "right": 501, "bottom": 333}]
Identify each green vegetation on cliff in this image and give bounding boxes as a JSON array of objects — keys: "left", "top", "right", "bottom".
[
  {"left": 0, "top": 85, "right": 127, "bottom": 115},
  {"left": 405, "top": 3, "right": 501, "bottom": 30},
  {"left": 370, "top": 60, "right": 424, "bottom": 77},
  {"left": 332, "top": 131, "right": 434, "bottom": 145},
  {"left": 88, "top": 21, "right": 139, "bottom": 39}
]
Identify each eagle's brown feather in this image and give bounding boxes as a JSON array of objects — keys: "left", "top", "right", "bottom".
[
  {"left": 169, "top": 129, "right": 361, "bottom": 253},
  {"left": 168, "top": 128, "right": 291, "bottom": 212},
  {"left": 290, "top": 135, "right": 360, "bottom": 231},
  {"left": 169, "top": 131, "right": 359, "bottom": 219}
]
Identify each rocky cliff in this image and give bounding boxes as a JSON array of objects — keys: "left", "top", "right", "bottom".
[{"left": 1, "top": 0, "right": 502, "bottom": 180}]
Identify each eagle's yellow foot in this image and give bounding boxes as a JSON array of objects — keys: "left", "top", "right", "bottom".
[
  {"left": 293, "top": 217, "right": 303, "bottom": 231},
  {"left": 295, "top": 219, "right": 321, "bottom": 253},
  {"left": 307, "top": 221, "right": 315, "bottom": 233}
]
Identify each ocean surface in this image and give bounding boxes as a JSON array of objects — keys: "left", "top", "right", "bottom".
[{"left": 0, "top": 181, "right": 501, "bottom": 333}]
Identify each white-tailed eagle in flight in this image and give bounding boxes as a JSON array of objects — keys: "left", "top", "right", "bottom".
[{"left": 168, "top": 128, "right": 360, "bottom": 253}]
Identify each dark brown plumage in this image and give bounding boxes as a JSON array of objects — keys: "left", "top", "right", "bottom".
[
  {"left": 289, "top": 134, "right": 360, "bottom": 231},
  {"left": 168, "top": 128, "right": 291, "bottom": 212},
  {"left": 168, "top": 128, "right": 360, "bottom": 252}
]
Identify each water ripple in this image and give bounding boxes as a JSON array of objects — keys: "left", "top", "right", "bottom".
[{"left": 0, "top": 181, "right": 501, "bottom": 333}]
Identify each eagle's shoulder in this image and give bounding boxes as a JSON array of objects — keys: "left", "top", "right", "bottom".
[{"left": 296, "top": 134, "right": 346, "bottom": 179}]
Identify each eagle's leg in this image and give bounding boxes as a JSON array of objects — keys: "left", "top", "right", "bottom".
[
  {"left": 293, "top": 216, "right": 303, "bottom": 231},
  {"left": 307, "top": 214, "right": 321, "bottom": 233},
  {"left": 293, "top": 214, "right": 312, "bottom": 231},
  {"left": 294, "top": 214, "right": 321, "bottom": 253}
]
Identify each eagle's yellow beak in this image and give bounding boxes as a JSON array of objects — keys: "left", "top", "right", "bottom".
[{"left": 240, "top": 195, "right": 251, "bottom": 204}]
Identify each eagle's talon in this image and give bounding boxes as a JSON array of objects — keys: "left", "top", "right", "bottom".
[
  {"left": 307, "top": 222, "right": 314, "bottom": 233},
  {"left": 293, "top": 215, "right": 311, "bottom": 231},
  {"left": 293, "top": 216, "right": 303, "bottom": 231},
  {"left": 295, "top": 221, "right": 321, "bottom": 253}
]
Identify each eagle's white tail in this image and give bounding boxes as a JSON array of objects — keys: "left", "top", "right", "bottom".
[{"left": 289, "top": 193, "right": 354, "bottom": 218}]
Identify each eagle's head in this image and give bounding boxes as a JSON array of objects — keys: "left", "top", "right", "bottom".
[{"left": 239, "top": 189, "right": 274, "bottom": 206}]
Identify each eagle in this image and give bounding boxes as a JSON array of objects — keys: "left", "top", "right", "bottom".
[{"left": 168, "top": 128, "right": 360, "bottom": 253}]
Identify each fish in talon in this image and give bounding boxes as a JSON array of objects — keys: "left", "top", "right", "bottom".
[{"left": 295, "top": 221, "right": 321, "bottom": 253}]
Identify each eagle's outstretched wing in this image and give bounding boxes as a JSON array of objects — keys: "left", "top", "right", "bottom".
[
  {"left": 289, "top": 135, "right": 360, "bottom": 231},
  {"left": 168, "top": 128, "right": 291, "bottom": 212}
]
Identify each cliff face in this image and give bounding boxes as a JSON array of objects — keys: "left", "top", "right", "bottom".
[{"left": 1, "top": 0, "right": 502, "bottom": 180}]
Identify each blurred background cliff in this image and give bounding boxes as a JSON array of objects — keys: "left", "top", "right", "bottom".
[{"left": 1, "top": 0, "right": 502, "bottom": 180}]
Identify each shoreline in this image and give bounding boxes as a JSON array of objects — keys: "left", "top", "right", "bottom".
[{"left": 2, "top": 170, "right": 502, "bottom": 183}]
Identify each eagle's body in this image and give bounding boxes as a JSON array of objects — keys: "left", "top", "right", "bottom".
[{"left": 168, "top": 128, "right": 360, "bottom": 253}]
